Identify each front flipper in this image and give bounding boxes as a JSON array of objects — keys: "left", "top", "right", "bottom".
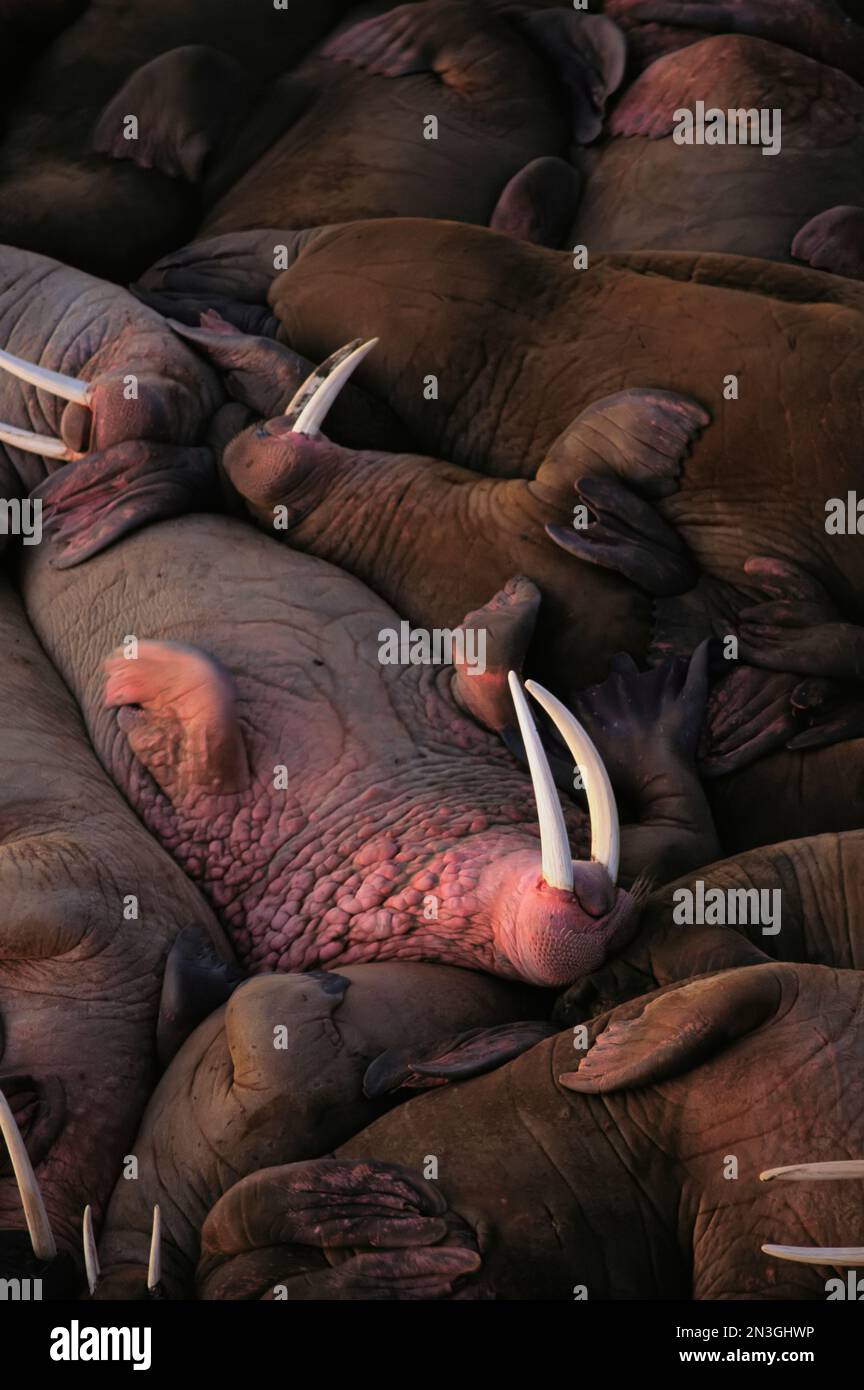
[
  {"left": 549, "top": 476, "right": 697, "bottom": 597},
  {"left": 450, "top": 576, "right": 540, "bottom": 737},
  {"left": 363, "top": 1020, "right": 557, "bottom": 1098},
  {"left": 134, "top": 227, "right": 331, "bottom": 328},
  {"left": 490, "top": 156, "right": 582, "bottom": 249},
  {"left": 35, "top": 443, "right": 216, "bottom": 568},
  {"left": 738, "top": 556, "right": 864, "bottom": 682},
  {"left": 536, "top": 387, "right": 710, "bottom": 503},
  {"left": 104, "top": 641, "right": 250, "bottom": 801},
  {"left": 573, "top": 642, "right": 719, "bottom": 881},
  {"left": 197, "top": 1159, "right": 483, "bottom": 1301},
  {"left": 792, "top": 207, "right": 864, "bottom": 281},
  {"left": 700, "top": 664, "right": 839, "bottom": 773},
  {"left": 93, "top": 45, "right": 261, "bottom": 182}
]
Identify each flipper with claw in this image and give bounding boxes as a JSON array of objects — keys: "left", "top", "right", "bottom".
[
  {"left": 363, "top": 1020, "right": 557, "bottom": 1097},
  {"left": 572, "top": 642, "right": 719, "bottom": 880},
  {"left": 197, "top": 1159, "right": 484, "bottom": 1301},
  {"left": 538, "top": 388, "right": 707, "bottom": 596},
  {"left": 103, "top": 641, "right": 250, "bottom": 802}
]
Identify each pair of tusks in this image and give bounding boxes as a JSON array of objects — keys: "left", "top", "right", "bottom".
[
  {"left": 0, "top": 347, "right": 91, "bottom": 461},
  {"left": 83, "top": 1202, "right": 162, "bottom": 1297},
  {"left": 761, "top": 1161, "right": 864, "bottom": 1266},
  {"left": 508, "top": 671, "right": 620, "bottom": 888},
  {"left": 283, "top": 345, "right": 623, "bottom": 891}
]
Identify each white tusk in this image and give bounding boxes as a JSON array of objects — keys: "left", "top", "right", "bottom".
[
  {"left": 83, "top": 1205, "right": 100, "bottom": 1295},
  {"left": 0, "top": 420, "right": 78, "bottom": 460},
  {"left": 285, "top": 338, "right": 379, "bottom": 437},
  {"left": 147, "top": 1204, "right": 161, "bottom": 1292},
  {"left": 0, "top": 347, "right": 92, "bottom": 406},
  {"left": 0, "top": 1088, "right": 56, "bottom": 1261},
  {"left": 525, "top": 680, "right": 620, "bottom": 885},
  {"left": 761, "top": 1161, "right": 864, "bottom": 1183},
  {"left": 762, "top": 1243, "right": 864, "bottom": 1267},
  {"left": 507, "top": 671, "right": 573, "bottom": 892}
]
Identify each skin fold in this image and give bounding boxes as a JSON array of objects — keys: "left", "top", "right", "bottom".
[
  {"left": 570, "top": 34, "right": 864, "bottom": 262},
  {"left": 91, "top": 963, "right": 543, "bottom": 1298},
  {"left": 0, "top": 0, "right": 359, "bottom": 279},
  {"left": 196, "top": 960, "right": 864, "bottom": 1299},
  {"left": 19, "top": 511, "right": 718, "bottom": 990},
  {"left": 91, "top": 2, "right": 624, "bottom": 248},
  {"left": 0, "top": 576, "right": 227, "bottom": 1295}
]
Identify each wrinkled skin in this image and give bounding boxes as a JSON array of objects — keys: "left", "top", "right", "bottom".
[
  {"left": 20, "top": 511, "right": 718, "bottom": 990},
  {"left": 140, "top": 219, "right": 864, "bottom": 812},
  {"left": 0, "top": 246, "right": 223, "bottom": 557},
  {"left": 93, "top": 2, "right": 624, "bottom": 248},
  {"left": 92, "top": 963, "right": 543, "bottom": 1298},
  {"left": 0, "top": 578, "right": 226, "bottom": 1296},
  {"left": 0, "top": 0, "right": 358, "bottom": 278},
  {"left": 94, "top": 828, "right": 864, "bottom": 1297},
  {"left": 570, "top": 35, "right": 864, "bottom": 263},
  {"left": 198, "top": 961, "right": 864, "bottom": 1299}
]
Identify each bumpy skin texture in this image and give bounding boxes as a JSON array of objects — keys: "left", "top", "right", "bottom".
[
  {"left": 21, "top": 512, "right": 657, "bottom": 986},
  {"left": 200, "top": 961, "right": 864, "bottom": 1300},
  {"left": 0, "top": 578, "right": 226, "bottom": 1295},
  {"left": 571, "top": 35, "right": 864, "bottom": 262},
  {"left": 0, "top": 0, "right": 358, "bottom": 279},
  {"left": 93, "top": 963, "right": 542, "bottom": 1298}
]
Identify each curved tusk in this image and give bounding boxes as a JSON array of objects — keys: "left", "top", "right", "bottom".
[
  {"left": 525, "top": 679, "right": 620, "bottom": 884},
  {"left": 762, "top": 1243, "right": 864, "bottom": 1267},
  {"left": 0, "top": 1087, "right": 56, "bottom": 1261},
  {"left": 83, "top": 1205, "right": 100, "bottom": 1295},
  {"left": 285, "top": 338, "right": 378, "bottom": 436},
  {"left": 507, "top": 671, "right": 573, "bottom": 892},
  {"left": 0, "top": 420, "right": 78, "bottom": 460},
  {"left": 147, "top": 1204, "right": 161, "bottom": 1293},
  {"left": 761, "top": 1161, "right": 864, "bottom": 1183},
  {"left": 0, "top": 347, "right": 92, "bottom": 406}
]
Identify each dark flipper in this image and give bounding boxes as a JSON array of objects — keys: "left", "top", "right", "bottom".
[
  {"left": 35, "top": 443, "right": 216, "bottom": 568},
  {"left": 363, "top": 1020, "right": 556, "bottom": 1098},
  {"left": 573, "top": 643, "right": 719, "bottom": 880},
  {"left": 548, "top": 475, "right": 698, "bottom": 597},
  {"left": 157, "top": 926, "right": 248, "bottom": 1069},
  {"left": 198, "top": 1159, "right": 484, "bottom": 1301},
  {"left": 491, "top": 157, "right": 581, "bottom": 249}
]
